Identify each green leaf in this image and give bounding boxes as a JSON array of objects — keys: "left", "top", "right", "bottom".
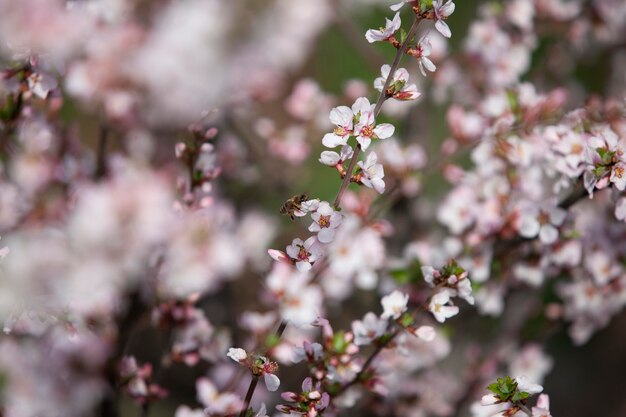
[
  {"left": 332, "top": 331, "right": 348, "bottom": 353},
  {"left": 265, "top": 333, "right": 281, "bottom": 349},
  {"left": 399, "top": 28, "right": 408, "bottom": 44},
  {"left": 400, "top": 313, "right": 414, "bottom": 328},
  {"left": 390, "top": 268, "right": 410, "bottom": 284}
]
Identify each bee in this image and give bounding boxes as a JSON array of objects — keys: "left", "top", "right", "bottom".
[{"left": 280, "top": 193, "right": 309, "bottom": 220}]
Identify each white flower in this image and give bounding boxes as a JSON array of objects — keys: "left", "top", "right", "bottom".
[
  {"left": 480, "top": 394, "right": 499, "bottom": 406},
  {"left": 309, "top": 201, "right": 343, "bottom": 243},
  {"left": 455, "top": 278, "right": 475, "bottom": 305},
  {"left": 433, "top": 0, "right": 456, "bottom": 38},
  {"left": 516, "top": 201, "right": 566, "bottom": 245},
  {"left": 390, "top": 1, "right": 410, "bottom": 11},
  {"left": 319, "top": 145, "right": 354, "bottom": 166},
  {"left": 264, "top": 373, "right": 280, "bottom": 392},
  {"left": 293, "top": 342, "right": 324, "bottom": 363},
  {"left": 616, "top": 197, "right": 626, "bottom": 220},
  {"left": 352, "top": 98, "right": 395, "bottom": 150},
  {"left": 357, "top": 152, "right": 386, "bottom": 194},
  {"left": 429, "top": 290, "right": 459, "bottom": 323},
  {"left": 285, "top": 237, "right": 323, "bottom": 271},
  {"left": 352, "top": 312, "right": 388, "bottom": 345},
  {"left": 416, "top": 36, "right": 437, "bottom": 76},
  {"left": 374, "top": 65, "right": 421, "bottom": 101},
  {"left": 381, "top": 290, "right": 409, "bottom": 320},
  {"left": 226, "top": 347, "right": 247, "bottom": 363},
  {"left": 365, "top": 12, "right": 401, "bottom": 43},
  {"left": 413, "top": 325, "right": 436, "bottom": 341},
  {"left": 421, "top": 265, "right": 437, "bottom": 286},
  {"left": 322, "top": 106, "right": 354, "bottom": 148},
  {"left": 254, "top": 403, "right": 269, "bottom": 417},
  {"left": 531, "top": 394, "right": 552, "bottom": 417},
  {"left": 515, "top": 375, "right": 543, "bottom": 395},
  {"left": 610, "top": 162, "right": 626, "bottom": 190}
]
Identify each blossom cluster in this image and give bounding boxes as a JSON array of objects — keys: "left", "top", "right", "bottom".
[{"left": 0, "top": 1, "right": 624, "bottom": 417}]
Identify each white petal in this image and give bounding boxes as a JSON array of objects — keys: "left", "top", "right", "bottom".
[
  {"left": 317, "top": 228, "right": 335, "bottom": 243},
  {"left": 395, "top": 67, "right": 410, "bottom": 82},
  {"left": 372, "top": 178, "right": 386, "bottom": 194},
  {"left": 357, "top": 136, "right": 372, "bottom": 150},
  {"left": 322, "top": 133, "right": 347, "bottom": 148},
  {"left": 319, "top": 151, "right": 340, "bottom": 166},
  {"left": 373, "top": 76, "right": 385, "bottom": 92},
  {"left": 390, "top": 1, "right": 405, "bottom": 11},
  {"left": 374, "top": 123, "right": 395, "bottom": 139},
  {"left": 539, "top": 225, "right": 558, "bottom": 245},
  {"left": 296, "top": 261, "right": 312, "bottom": 272},
  {"left": 380, "top": 64, "right": 391, "bottom": 79},
  {"left": 415, "top": 325, "right": 436, "bottom": 341},
  {"left": 421, "top": 57, "right": 437, "bottom": 73},
  {"left": 435, "top": 20, "right": 452, "bottom": 38},
  {"left": 352, "top": 97, "right": 372, "bottom": 115},
  {"left": 518, "top": 216, "right": 540, "bottom": 238},
  {"left": 365, "top": 29, "right": 380, "bottom": 43},
  {"left": 615, "top": 197, "right": 626, "bottom": 220},
  {"left": 441, "top": 1, "right": 456, "bottom": 16},
  {"left": 329, "top": 106, "right": 353, "bottom": 127},
  {"left": 549, "top": 207, "right": 566, "bottom": 225},
  {"left": 264, "top": 373, "right": 280, "bottom": 392}
]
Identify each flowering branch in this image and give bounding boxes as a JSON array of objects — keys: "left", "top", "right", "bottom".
[
  {"left": 236, "top": 320, "right": 288, "bottom": 417},
  {"left": 332, "top": 16, "right": 421, "bottom": 210}
]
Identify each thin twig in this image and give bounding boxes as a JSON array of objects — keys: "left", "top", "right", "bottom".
[
  {"left": 237, "top": 319, "right": 289, "bottom": 417},
  {"left": 335, "top": 328, "right": 401, "bottom": 397},
  {"left": 94, "top": 123, "right": 109, "bottom": 181},
  {"left": 238, "top": 376, "right": 259, "bottom": 417},
  {"left": 333, "top": 17, "right": 422, "bottom": 210}
]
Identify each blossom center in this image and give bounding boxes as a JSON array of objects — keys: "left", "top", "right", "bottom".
[
  {"left": 334, "top": 126, "right": 347, "bottom": 136},
  {"left": 318, "top": 215, "right": 331, "bottom": 228},
  {"left": 614, "top": 165, "right": 624, "bottom": 178},
  {"left": 360, "top": 125, "right": 374, "bottom": 138},
  {"left": 297, "top": 246, "right": 310, "bottom": 261}
]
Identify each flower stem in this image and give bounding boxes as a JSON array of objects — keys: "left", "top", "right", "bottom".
[
  {"left": 334, "top": 327, "right": 401, "bottom": 396},
  {"left": 333, "top": 16, "right": 421, "bottom": 210},
  {"left": 237, "top": 319, "right": 288, "bottom": 417},
  {"left": 517, "top": 402, "right": 533, "bottom": 416},
  {"left": 238, "top": 375, "right": 259, "bottom": 417}
]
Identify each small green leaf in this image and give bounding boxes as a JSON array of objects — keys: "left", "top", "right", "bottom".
[
  {"left": 399, "top": 28, "right": 408, "bottom": 44},
  {"left": 400, "top": 313, "right": 414, "bottom": 328},
  {"left": 390, "top": 268, "right": 410, "bottom": 284},
  {"left": 265, "top": 333, "right": 280, "bottom": 349}
]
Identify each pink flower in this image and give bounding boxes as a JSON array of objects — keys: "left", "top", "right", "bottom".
[
  {"left": 415, "top": 36, "right": 437, "bottom": 76},
  {"left": 433, "top": 0, "right": 456, "bottom": 38},
  {"left": 357, "top": 152, "right": 386, "bottom": 194},
  {"left": 516, "top": 201, "right": 566, "bottom": 245},
  {"left": 352, "top": 312, "right": 388, "bottom": 345},
  {"left": 365, "top": 12, "right": 401, "bottom": 43},
  {"left": 515, "top": 375, "right": 543, "bottom": 395},
  {"left": 308, "top": 201, "right": 343, "bottom": 243},
  {"left": 322, "top": 106, "right": 354, "bottom": 148},
  {"left": 532, "top": 394, "right": 552, "bottom": 417},
  {"left": 352, "top": 97, "right": 395, "bottom": 150},
  {"left": 374, "top": 65, "right": 421, "bottom": 101},
  {"left": 381, "top": 290, "right": 409, "bottom": 320},
  {"left": 285, "top": 237, "right": 323, "bottom": 272},
  {"left": 226, "top": 347, "right": 247, "bottom": 363},
  {"left": 319, "top": 145, "right": 354, "bottom": 167},
  {"left": 429, "top": 290, "right": 459, "bottom": 323}
]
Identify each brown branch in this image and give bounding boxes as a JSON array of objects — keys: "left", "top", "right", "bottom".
[
  {"left": 94, "top": 123, "right": 109, "bottom": 181},
  {"left": 335, "top": 328, "right": 401, "bottom": 397},
  {"left": 237, "top": 320, "right": 288, "bottom": 417}
]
